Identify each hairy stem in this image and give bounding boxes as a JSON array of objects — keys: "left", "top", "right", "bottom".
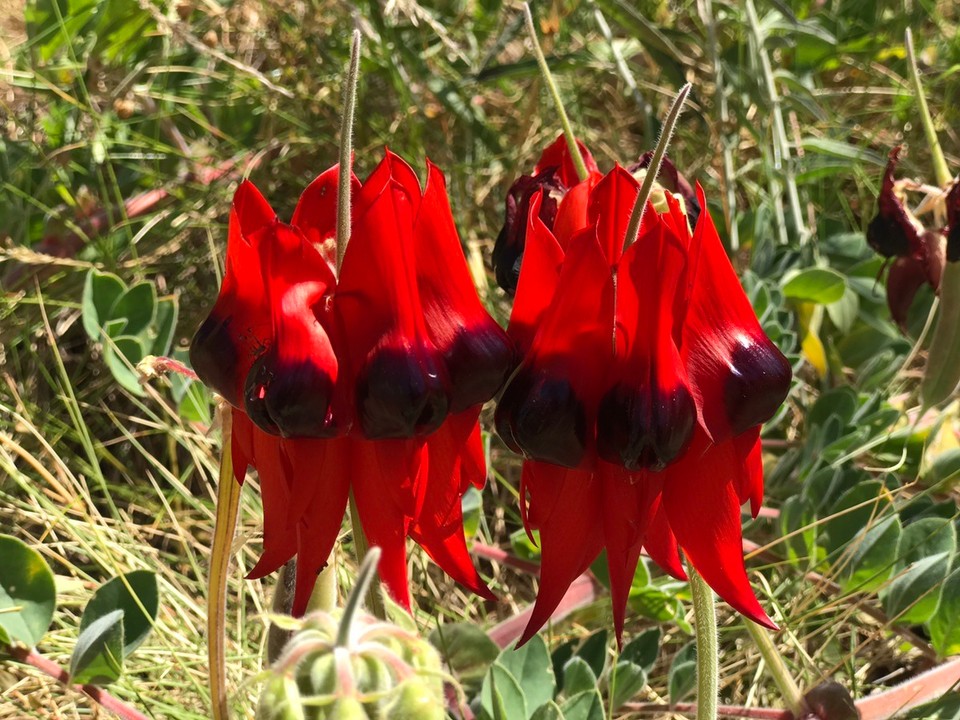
[
  {"left": 336, "top": 547, "right": 382, "bottom": 647},
  {"left": 336, "top": 29, "right": 362, "bottom": 272},
  {"left": 522, "top": 2, "right": 590, "bottom": 182},
  {"left": 689, "top": 564, "right": 719, "bottom": 720}
]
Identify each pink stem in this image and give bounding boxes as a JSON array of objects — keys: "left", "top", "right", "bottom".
[{"left": 8, "top": 646, "right": 152, "bottom": 720}]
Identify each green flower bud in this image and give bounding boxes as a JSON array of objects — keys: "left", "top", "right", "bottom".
[
  {"left": 383, "top": 678, "right": 446, "bottom": 720},
  {"left": 257, "top": 675, "right": 306, "bottom": 720}
]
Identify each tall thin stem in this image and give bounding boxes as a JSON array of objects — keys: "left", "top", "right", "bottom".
[
  {"left": 336, "top": 29, "right": 362, "bottom": 272},
  {"left": 208, "top": 404, "right": 241, "bottom": 720},
  {"left": 744, "top": 620, "right": 805, "bottom": 718},
  {"left": 622, "top": 83, "right": 692, "bottom": 253},
  {"left": 522, "top": 2, "right": 590, "bottom": 182},
  {"left": 336, "top": 548, "right": 383, "bottom": 647},
  {"left": 689, "top": 564, "right": 718, "bottom": 720},
  {"left": 905, "top": 28, "right": 951, "bottom": 189}
]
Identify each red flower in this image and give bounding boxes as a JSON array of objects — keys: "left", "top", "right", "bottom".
[
  {"left": 492, "top": 135, "right": 600, "bottom": 293},
  {"left": 866, "top": 147, "right": 948, "bottom": 329},
  {"left": 495, "top": 164, "right": 791, "bottom": 645},
  {"left": 191, "top": 152, "right": 513, "bottom": 614}
]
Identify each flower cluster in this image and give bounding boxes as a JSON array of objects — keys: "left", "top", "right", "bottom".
[
  {"left": 191, "top": 151, "right": 513, "bottom": 614},
  {"left": 494, "top": 137, "right": 792, "bottom": 643},
  {"left": 867, "top": 146, "right": 960, "bottom": 327}
]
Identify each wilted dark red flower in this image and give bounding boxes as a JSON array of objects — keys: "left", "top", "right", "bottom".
[
  {"left": 495, "top": 162, "right": 791, "bottom": 645},
  {"left": 492, "top": 135, "right": 599, "bottom": 293},
  {"left": 947, "top": 181, "right": 960, "bottom": 262},
  {"left": 191, "top": 152, "right": 513, "bottom": 613},
  {"left": 866, "top": 146, "right": 949, "bottom": 329}
]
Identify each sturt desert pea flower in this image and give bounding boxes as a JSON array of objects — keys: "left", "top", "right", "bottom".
[
  {"left": 492, "top": 134, "right": 600, "bottom": 293},
  {"left": 495, "top": 162, "right": 792, "bottom": 645},
  {"left": 191, "top": 151, "right": 513, "bottom": 615},
  {"left": 866, "top": 146, "right": 954, "bottom": 329}
]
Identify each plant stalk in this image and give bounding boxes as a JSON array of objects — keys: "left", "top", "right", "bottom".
[
  {"left": 623, "top": 83, "right": 692, "bottom": 252},
  {"left": 522, "top": 2, "right": 590, "bottom": 182},
  {"left": 904, "top": 28, "right": 951, "bottom": 188},
  {"left": 689, "top": 563, "right": 719, "bottom": 720},
  {"left": 208, "top": 404, "right": 241, "bottom": 720},
  {"left": 348, "top": 491, "right": 387, "bottom": 620},
  {"left": 744, "top": 620, "right": 805, "bottom": 718},
  {"left": 336, "top": 547, "right": 382, "bottom": 647},
  {"left": 336, "top": 29, "right": 362, "bottom": 272}
]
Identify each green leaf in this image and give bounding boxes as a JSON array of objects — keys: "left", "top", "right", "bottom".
[
  {"left": 841, "top": 515, "right": 901, "bottom": 593},
  {"left": 151, "top": 298, "right": 178, "bottom": 356},
  {"left": 0, "top": 535, "right": 57, "bottom": 648},
  {"left": 510, "top": 528, "right": 541, "bottom": 562},
  {"left": 103, "top": 335, "right": 148, "bottom": 395},
  {"left": 561, "top": 657, "right": 596, "bottom": 697},
  {"left": 782, "top": 267, "right": 847, "bottom": 304},
  {"left": 620, "top": 627, "right": 660, "bottom": 672},
  {"left": 484, "top": 664, "right": 526, "bottom": 720},
  {"left": 81, "top": 269, "right": 126, "bottom": 342},
  {"left": 668, "top": 642, "right": 697, "bottom": 703},
  {"left": 430, "top": 622, "right": 499, "bottom": 694},
  {"left": 575, "top": 630, "right": 607, "bottom": 678},
  {"left": 922, "top": 262, "right": 960, "bottom": 407},
  {"left": 898, "top": 518, "right": 957, "bottom": 567},
  {"left": 494, "top": 634, "right": 555, "bottom": 716},
  {"left": 530, "top": 701, "right": 565, "bottom": 720},
  {"left": 79, "top": 570, "right": 158, "bottom": 657},
  {"left": 610, "top": 660, "right": 646, "bottom": 710},
  {"left": 826, "top": 286, "right": 860, "bottom": 334},
  {"left": 69, "top": 608, "right": 125, "bottom": 685},
  {"left": 179, "top": 382, "right": 212, "bottom": 425},
  {"left": 559, "top": 689, "right": 604, "bottom": 720},
  {"left": 799, "top": 137, "right": 886, "bottom": 166},
  {"left": 930, "top": 569, "right": 960, "bottom": 657},
  {"left": 823, "top": 481, "right": 886, "bottom": 555},
  {"left": 882, "top": 552, "right": 951, "bottom": 625},
  {"left": 110, "top": 281, "right": 156, "bottom": 337}
]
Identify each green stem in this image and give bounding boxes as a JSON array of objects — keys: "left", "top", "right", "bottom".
[
  {"left": 336, "top": 29, "right": 362, "bottom": 272},
  {"left": 688, "top": 564, "right": 718, "bottom": 720},
  {"left": 348, "top": 492, "right": 386, "bottom": 620},
  {"left": 622, "top": 83, "right": 691, "bottom": 253},
  {"left": 744, "top": 620, "right": 805, "bottom": 718},
  {"left": 522, "top": 2, "right": 589, "bottom": 183},
  {"left": 905, "top": 28, "right": 952, "bottom": 188},
  {"left": 336, "top": 547, "right": 383, "bottom": 647}
]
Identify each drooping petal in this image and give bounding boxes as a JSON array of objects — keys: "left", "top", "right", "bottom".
[
  {"left": 534, "top": 134, "right": 599, "bottom": 187},
  {"left": 190, "top": 181, "right": 275, "bottom": 406},
  {"left": 496, "top": 230, "right": 615, "bottom": 468},
  {"left": 886, "top": 255, "right": 930, "bottom": 330},
  {"left": 600, "top": 465, "right": 662, "bottom": 645},
  {"left": 415, "top": 162, "right": 514, "bottom": 412},
  {"left": 518, "top": 462, "right": 605, "bottom": 646},
  {"left": 288, "top": 438, "right": 351, "bottom": 616},
  {"left": 681, "top": 184, "right": 792, "bottom": 442},
  {"left": 349, "top": 436, "right": 423, "bottom": 611},
  {"left": 597, "top": 177, "right": 696, "bottom": 471},
  {"left": 662, "top": 430, "right": 776, "bottom": 629},
  {"left": 733, "top": 428, "right": 763, "bottom": 518},
  {"left": 643, "top": 498, "right": 687, "bottom": 581},
  {"left": 338, "top": 153, "right": 450, "bottom": 439},
  {"left": 410, "top": 411, "right": 495, "bottom": 601},
  {"left": 552, "top": 175, "right": 598, "bottom": 250},
  {"left": 507, "top": 191, "right": 565, "bottom": 355},
  {"left": 231, "top": 407, "right": 255, "bottom": 485},
  {"left": 243, "top": 222, "right": 341, "bottom": 438},
  {"left": 247, "top": 425, "right": 298, "bottom": 580},
  {"left": 588, "top": 164, "right": 638, "bottom": 266},
  {"left": 866, "top": 146, "right": 923, "bottom": 258}
]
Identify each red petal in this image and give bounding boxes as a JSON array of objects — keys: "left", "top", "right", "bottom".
[
  {"left": 230, "top": 408, "right": 254, "bottom": 485},
  {"left": 286, "top": 439, "right": 351, "bottom": 615},
  {"left": 247, "top": 425, "right": 298, "bottom": 580},
  {"left": 643, "top": 498, "right": 687, "bottom": 581},
  {"left": 867, "top": 147, "right": 923, "bottom": 258},
  {"left": 588, "top": 165, "right": 640, "bottom": 266},
  {"left": 733, "top": 428, "right": 763, "bottom": 518},
  {"left": 507, "top": 191, "right": 565, "bottom": 355},
  {"left": 682, "top": 184, "right": 791, "bottom": 442},
  {"left": 552, "top": 176, "right": 597, "bottom": 250},
  {"left": 534, "top": 134, "right": 599, "bottom": 187},
  {"left": 518, "top": 463, "right": 605, "bottom": 645},
  {"left": 349, "top": 437, "right": 422, "bottom": 611},
  {"left": 599, "top": 464, "right": 662, "bottom": 645},
  {"left": 886, "top": 255, "right": 930, "bottom": 330},
  {"left": 190, "top": 181, "right": 275, "bottom": 406},
  {"left": 662, "top": 430, "right": 775, "bottom": 628},
  {"left": 948, "top": 181, "right": 960, "bottom": 262},
  {"left": 292, "top": 164, "right": 361, "bottom": 269},
  {"left": 415, "top": 162, "right": 514, "bottom": 412}
]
